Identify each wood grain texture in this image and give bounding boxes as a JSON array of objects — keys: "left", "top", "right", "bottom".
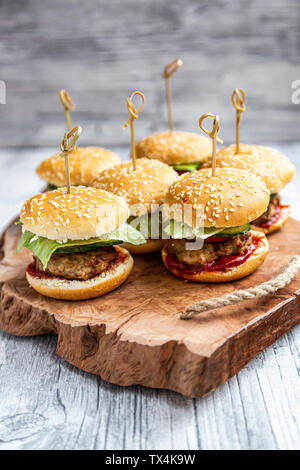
[
  {"left": 1, "top": 217, "right": 299, "bottom": 399},
  {"left": 0, "top": 145, "right": 299, "bottom": 450},
  {"left": 0, "top": 0, "right": 300, "bottom": 148}
]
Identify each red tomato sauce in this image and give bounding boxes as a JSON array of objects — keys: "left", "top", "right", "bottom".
[
  {"left": 205, "top": 236, "right": 232, "bottom": 243},
  {"left": 26, "top": 262, "right": 59, "bottom": 280},
  {"left": 166, "top": 235, "right": 262, "bottom": 274},
  {"left": 257, "top": 205, "right": 286, "bottom": 229}
]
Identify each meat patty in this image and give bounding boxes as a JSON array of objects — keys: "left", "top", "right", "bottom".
[
  {"left": 35, "top": 246, "right": 118, "bottom": 281},
  {"left": 254, "top": 193, "right": 280, "bottom": 226},
  {"left": 167, "top": 232, "right": 252, "bottom": 266}
]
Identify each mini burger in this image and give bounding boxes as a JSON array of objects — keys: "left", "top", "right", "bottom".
[
  {"left": 92, "top": 158, "right": 178, "bottom": 254},
  {"left": 135, "top": 131, "right": 212, "bottom": 175},
  {"left": 205, "top": 144, "right": 295, "bottom": 234},
  {"left": 162, "top": 168, "right": 270, "bottom": 282},
  {"left": 16, "top": 186, "right": 145, "bottom": 300},
  {"left": 36, "top": 147, "right": 121, "bottom": 190}
]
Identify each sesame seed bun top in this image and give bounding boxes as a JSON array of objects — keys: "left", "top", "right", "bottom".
[
  {"left": 135, "top": 131, "right": 212, "bottom": 165},
  {"left": 20, "top": 186, "right": 130, "bottom": 241},
  {"left": 212, "top": 144, "right": 295, "bottom": 193},
  {"left": 163, "top": 168, "right": 270, "bottom": 228},
  {"left": 36, "top": 147, "right": 121, "bottom": 187},
  {"left": 92, "top": 158, "right": 178, "bottom": 216}
]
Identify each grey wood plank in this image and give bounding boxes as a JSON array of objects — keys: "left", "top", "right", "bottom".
[
  {"left": 0, "top": 0, "right": 300, "bottom": 147},
  {"left": 0, "top": 328, "right": 298, "bottom": 450}
]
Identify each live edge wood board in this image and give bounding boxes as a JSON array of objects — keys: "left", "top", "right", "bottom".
[{"left": 0, "top": 220, "right": 299, "bottom": 398}]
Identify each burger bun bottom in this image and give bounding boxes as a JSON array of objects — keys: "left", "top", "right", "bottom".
[
  {"left": 161, "top": 230, "right": 269, "bottom": 283},
  {"left": 26, "top": 246, "right": 133, "bottom": 300},
  {"left": 122, "top": 238, "right": 164, "bottom": 255}
]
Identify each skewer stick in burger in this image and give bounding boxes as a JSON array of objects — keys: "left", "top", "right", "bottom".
[
  {"left": 92, "top": 91, "right": 178, "bottom": 255},
  {"left": 161, "top": 114, "right": 270, "bottom": 282},
  {"left": 135, "top": 60, "right": 212, "bottom": 175},
  {"left": 16, "top": 127, "right": 145, "bottom": 300},
  {"left": 36, "top": 90, "right": 120, "bottom": 189},
  {"left": 204, "top": 89, "right": 295, "bottom": 234}
]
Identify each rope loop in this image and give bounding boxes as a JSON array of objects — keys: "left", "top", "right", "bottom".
[
  {"left": 232, "top": 88, "right": 245, "bottom": 113},
  {"left": 163, "top": 59, "right": 183, "bottom": 79},
  {"left": 123, "top": 91, "right": 145, "bottom": 129},
  {"left": 199, "top": 113, "right": 223, "bottom": 144},
  {"left": 60, "top": 125, "right": 82, "bottom": 155},
  {"left": 58, "top": 89, "right": 75, "bottom": 111}
]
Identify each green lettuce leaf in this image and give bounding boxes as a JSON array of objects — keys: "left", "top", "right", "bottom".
[
  {"left": 47, "top": 184, "right": 58, "bottom": 190},
  {"left": 172, "top": 162, "right": 202, "bottom": 172},
  {"left": 163, "top": 220, "right": 251, "bottom": 240},
  {"left": 215, "top": 224, "right": 251, "bottom": 237},
  {"left": 128, "top": 211, "right": 163, "bottom": 239},
  {"left": 163, "top": 220, "right": 224, "bottom": 239},
  {"left": 100, "top": 223, "right": 146, "bottom": 245},
  {"left": 16, "top": 223, "right": 145, "bottom": 268}
]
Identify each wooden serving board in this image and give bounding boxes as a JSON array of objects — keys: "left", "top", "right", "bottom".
[{"left": 0, "top": 220, "right": 299, "bottom": 398}]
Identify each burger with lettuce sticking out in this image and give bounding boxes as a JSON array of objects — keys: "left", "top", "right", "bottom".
[
  {"left": 135, "top": 60, "right": 211, "bottom": 174},
  {"left": 92, "top": 158, "right": 178, "bottom": 254},
  {"left": 36, "top": 146, "right": 120, "bottom": 191},
  {"left": 16, "top": 186, "right": 145, "bottom": 300},
  {"left": 162, "top": 168, "right": 270, "bottom": 282},
  {"left": 91, "top": 90, "right": 178, "bottom": 254},
  {"left": 17, "top": 125, "right": 144, "bottom": 300},
  {"left": 202, "top": 89, "right": 296, "bottom": 234},
  {"left": 206, "top": 144, "right": 295, "bottom": 234},
  {"left": 36, "top": 89, "right": 121, "bottom": 190},
  {"left": 136, "top": 131, "right": 212, "bottom": 175}
]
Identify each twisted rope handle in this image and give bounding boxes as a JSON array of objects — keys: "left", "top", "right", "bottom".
[
  {"left": 58, "top": 89, "right": 75, "bottom": 131},
  {"left": 199, "top": 113, "right": 223, "bottom": 144},
  {"left": 199, "top": 113, "right": 223, "bottom": 177},
  {"left": 59, "top": 89, "right": 75, "bottom": 111},
  {"left": 123, "top": 91, "right": 145, "bottom": 129},
  {"left": 123, "top": 91, "right": 145, "bottom": 170},
  {"left": 180, "top": 255, "right": 300, "bottom": 319},
  {"left": 60, "top": 126, "right": 82, "bottom": 153},
  {"left": 163, "top": 59, "right": 183, "bottom": 79},
  {"left": 232, "top": 88, "right": 245, "bottom": 154},
  {"left": 163, "top": 59, "right": 182, "bottom": 131},
  {"left": 59, "top": 125, "right": 82, "bottom": 193},
  {"left": 232, "top": 88, "right": 245, "bottom": 113}
]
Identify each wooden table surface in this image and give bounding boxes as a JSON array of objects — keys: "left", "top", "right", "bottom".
[{"left": 0, "top": 144, "right": 299, "bottom": 450}]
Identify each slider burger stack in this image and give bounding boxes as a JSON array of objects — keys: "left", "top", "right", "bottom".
[
  {"left": 36, "top": 89, "right": 121, "bottom": 189},
  {"left": 136, "top": 131, "right": 212, "bottom": 175},
  {"left": 162, "top": 168, "right": 270, "bottom": 282},
  {"left": 36, "top": 147, "right": 120, "bottom": 190},
  {"left": 92, "top": 158, "right": 178, "bottom": 254},
  {"left": 212, "top": 144, "right": 295, "bottom": 234},
  {"left": 16, "top": 186, "right": 145, "bottom": 300},
  {"left": 135, "top": 60, "right": 211, "bottom": 175}
]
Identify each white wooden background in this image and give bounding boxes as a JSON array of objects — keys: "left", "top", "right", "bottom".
[{"left": 0, "top": 144, "right": 299, "bottom": 450}]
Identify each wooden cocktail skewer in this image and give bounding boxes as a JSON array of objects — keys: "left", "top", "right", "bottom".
[
  {"left": 232, "top": 88, "right": 245, "bottom": 154},
  {"left": 58, "top": 89, "right": 75, "bottom": 131},
  {"left": 163, "top": 59, "right": 183, "bottom": 132},
  {"left": 123, "top": 91, "right": 145, "bottom": 170},
  {"left": 59, "top": 125, "right": 82, "bottom": 194},
  {"left": 199, "top": 113, "right": 223, "bottom": 177}
]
